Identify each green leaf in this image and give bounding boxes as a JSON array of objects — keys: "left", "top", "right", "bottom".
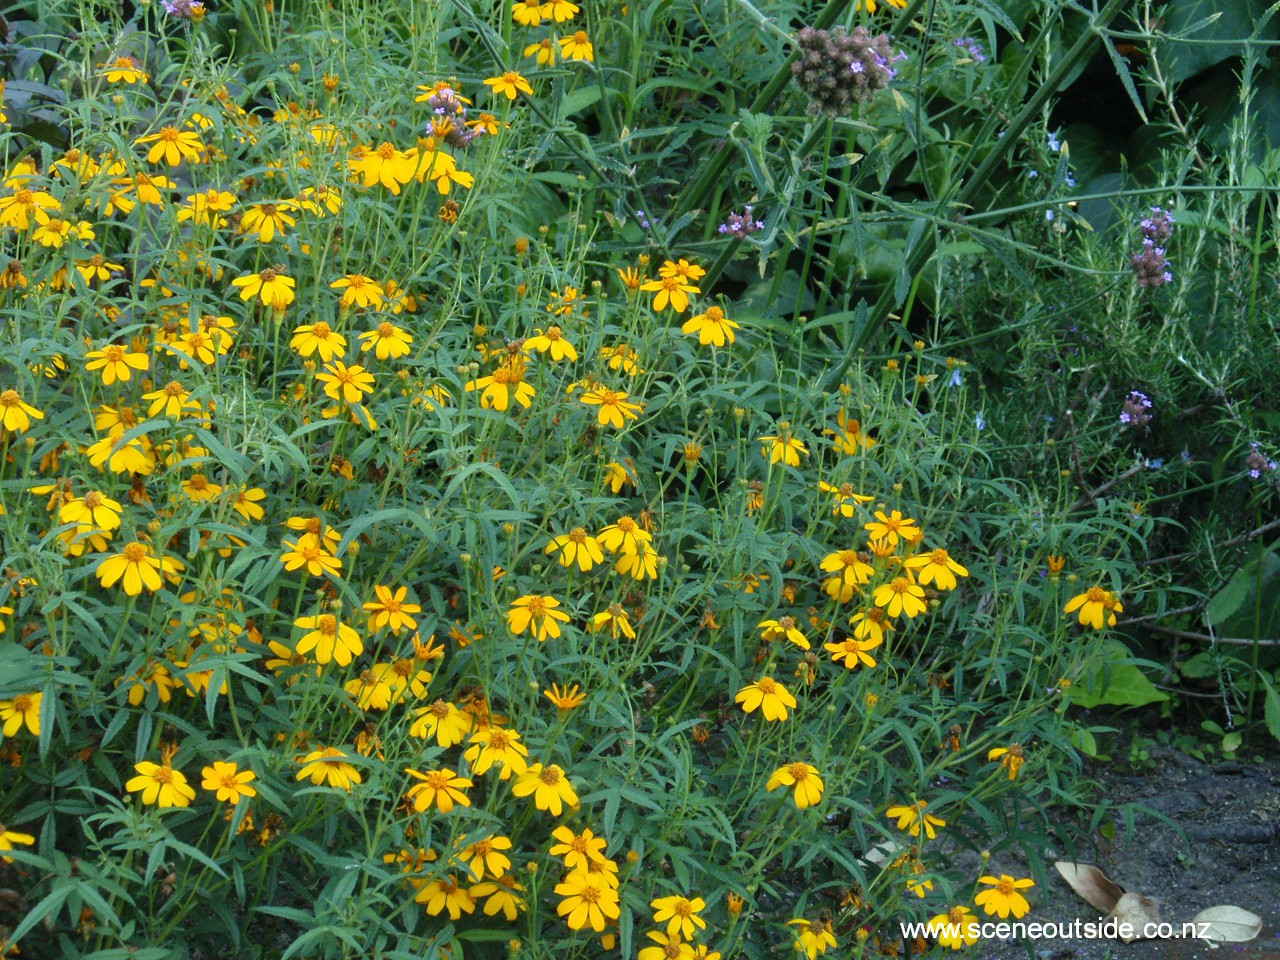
[
  {"left": 1259, "top": 674, "right": 1280, "bottom": 744},
  {"left": 1067, "top": 640, "right": 1168, "bottom": 708}
]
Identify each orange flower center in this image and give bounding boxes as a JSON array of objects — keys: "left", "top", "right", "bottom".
[
  {"left": 12, "top": 694, "right": 31, "bottom": 712},
  {"left": 1086, "top": 586, "right": 1107, "bottom": 602},
  {"left": 123, "top": 542, "right": 147, "bottom": 562},
  {"left": 757, "top": 678, "right": 777, "bottom": 695},
  {"left": 428, "top": 700, "right": 451, "bottom": 719},
  {"left": 259, "top": 268, "right": 278, "bottom": 282},
  {"left": 0, "top": 390, "right": 18, "bottom": 407},
  {"left": 158, "top": 127, "right": 182, "bottom": 143},
  {"left": 838, "top": 550, "right": 859, "bottom": 565},
  {"left": 15, "top": 190, "right": 32, "bottom": 204},
  {"left": 425, "top": 770, "right": 451, "bottom": 789},
  {"left": 188, "top": 474, "right": 210, "bottom": 491},
  {"left": 788, "top": 762, "right": 810, "bottom": 781},
  {"left": 377, "top": 321, "right": 395, "bottom": 337},
  {"left": 539, "top": 765, "right": 562, "bottom": 785},
  {"left": 704, "top": 306, "right": 724, "bottom": 320},
  {"left": 163, "top": 381, "right": 185, "bottom": 397},
  {"left": 523, "top": 596, "right": 546, "bottom": 617},
  {"left": 104, "top": 345, "right": 125, "bottom": 362},
  {"left": 154, "top": 766, "right": 174, "bottom": 784},
  {"left": 929, "top": 549, "right": 948, "bottom": 564},
  {"left": 316, "top": 615, "right": 337, "bottom": 635},
  {"left": 890, "top": 577, "right": 913, "bottom": 595},
  {"left": 488, "top": 730, "right": 512, "bottom": 751},
  {"left": 616, "top": 517, "right": 637, "bottom": 533},
  {"left": 778, "top": 616, "right": 795, "bottom": 630},
  {"left": 312, "top": 321, "right": 331, "bottom": 338}
]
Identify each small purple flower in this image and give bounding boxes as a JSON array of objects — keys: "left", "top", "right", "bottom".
[
  {"left": 162, "top": 0, "right": 205, "bottom": 15},
  {"left": 1140, "top": 207, "right": 1175, "bottom": 244},
  {"left": 1131, "top": 239, "right": 1173, "bottom": 288},
  {"left": 1119, "top": 390, "right": 1153, "bottom": 428},
  {"left": 718, "top": 205, "right": 765, "bottom": 238},
  {"left": 1246, "top": 444, "right": 1277, "bottom": 479},
  {"left": 953, "top": 37, "right": 986, "bottom": 62}
]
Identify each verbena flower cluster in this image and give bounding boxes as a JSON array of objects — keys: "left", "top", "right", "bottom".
[
  {"left": 1130, "top": 206, "right": 1174, "bottom": 288},
  {"left": 792, "top": 26, "right": 905, "bottom": 115},
  {"left": 1119, "top": 390, "right": 1153, "bottom": 428},
  {"left": 718, "top": 205, "right": 764, "bottom": 237}
]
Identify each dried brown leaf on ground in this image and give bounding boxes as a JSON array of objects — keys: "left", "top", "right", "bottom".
[
  {"left": 1053, "top": 861, "right": 1124, "bottom": 912},
  {"left": 1108, "top": 891, "right": 1162, "bottom": 942},
  {"left": 1193, "top": 905, "right": 1263, "bottom": 944}
]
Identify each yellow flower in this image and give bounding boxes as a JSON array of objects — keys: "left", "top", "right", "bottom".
[
  {"left": 0, "top": 389, "right": 44, "bottom": 432},
  {"left": 127, "top": 761, "right": 196, "bottom": 807},
  {"left": 767, "top": 763, "right": 824, "bottom": 808},
  {"left": 293, "top": 612, "right": 363, "bottom": 666},
  {"left": 558, "top": 30, "right": 595, "bottom": 62},
  {"left": 525, "top": 324, "right": 578, "bottom": 359},
  {"left": 317, "top": 360, "right": 375, "bottom": 404},
  {"left": 465, "top": 727, "right": 530, "bottom": 779},
  {"left": 591, "top": 602, "right": 635, "bottom": 639},
  {"left": 465, "top": 357, "right": 536, "bottom": 411},
  {"left": 60, "top": 490, "right": 123, "bottom": 531},
  {"left": 484, "top": 71, "right": 534, "bottom": 100},
  {"left": 96, "top": 541, "right": 165, "bottom": 595},
  {"left": 872, "top": 573, "right": 927, "bottom": 619},
  {"left": 974, "top": 874, "right": 1035, "bottom": 919},
  {"left": 886, "top": 800, "right": 945, "bottom": 839},
  {"left": 856, "top": 0, "right": 907, "bottom": 11},
  {"left": 511, "top": 762, "right": 579, "bottom": 815},
  {"left": 364, "top": 585, "right": 421, "bottom": 634},
  {"left": 903, "top": 548, "right": 969, "bottom": 590},
  {"left": 555, "top": 869, "right": 620, "bottom": 931},
  {"left": 602, "top": 460, "right": 635, "bottom": 493},
  {"left": 201, "top": 761, "right": 257, "bottom": 804},
  {"left": 349, "top": 142, "right": 415, "bottom": 194},
  {"left": 682, "top": 306, "right": 741, "bottom": 346},
  {"left": 290, "top": 321, "right": 347, "bottom": 362},
  {"left": 817, "top": 480, "right": 873, "bottom": 517},
  {"left": 99, "top": 56, "right": 149, "bottom": 83},
  {"left": 296, "top": 747, "right": 361, "bottom": 791},
  {"left": 358, "top": 321, "right": 413, "bottom": 360},
  {"left": 788, "top": 918, "right": 837, "bottom": 959},
  {"left": 929, "top": 905, "right": 979, "bottom": 950},
  {"left": 640, "top": 274, "right": 699, "bottom": 312},
  {"left": 734, "top": 676, "right": 797, "bottom": 721},
  {"left": 758, "top": 615, "right": 809, "bottom": 650},
  {"left": 471, "top": 874, "right": 526, "bottom": 921},
  {"left": 544, "top": 682, "right": 586, "bottom": 710},
  {"left": 279, "top": 534, "right": 343, "bottom": 578},
  {"left": 405, "top": 766, "right": 473, "bottom": 812},
  {"left": 240, "top": 200, "right": 297, "bottom": 242},
  {"left": 143, "top": 380, "right": 201, "bottom": 419},
  {"left": 232, "top": 267, "right": 296, "bottom": 309},
  {"left": 416, "top": 875, "right": 477, "bottom": 919},
  {"left": 545, "top": 528, "right": 605, "bottom": 571},
  {"left": 757, "top": 431, "right": 807, "bottom": 466},
  {"left": 330, "top": 273, "right": 385, "bottom": 309},
  {"left": 457, "top": 834, "right": 513, "bottom": 881},
  {"left": 0, "top": 824, "right": 35, "bottom": 864},
  {"left": 0, "top": 691, "right": 41, "bottom": 737},
  {"left": 615, "top": 542, "right": 660, "bottom": 581},
  {"left": 85, "top": 344, "right": 149, "bottom": 385},
  {"left": 580, "top": 387, "right": 643, "bottom": 428},
  {"left": 820, "top": 549, "right": 874, "bottom": 602},
  {"left": 651, "top": 895, "right": 707, "bottom": 941},
  {"left": 410, "top": 699, "right": 474, "bottom": 747},
  {"left": 1064, "top": 586, "right": 1123, "bottom": 629},
  {"left": 549, "top": 826, "right": 609, "bottom": 870},
  {"left": 638, "top": 931, "right": 695, "bottom": 960},
  {"left": 512, "top": 0, "right": 549, "bottom": 26},
  {"left": 988, "top": 744, "right": 1025, "bottom": 780},
  {"left": 825, "top": 634, "right": 882, "bottom": 669},
  {"left": 508, "top": 594, "right": 571, "bottom": 641},
  {"left": 826, "top": 408, "right": 876, "bottom": 454},
  {"left": 864, "top": 509, "right": 919, "bottom": 547},
  {"left": 135, "top": 126, "right": 206, "bottom": 166},
  {"left": 597, "top": 515, "right": 651, "bottom": 554},
  {"left": 544, "top": 0, "right": 580, "bottom": 20},
  {"left": 524, "top": 38, "right": 557, "bottom": 65}
]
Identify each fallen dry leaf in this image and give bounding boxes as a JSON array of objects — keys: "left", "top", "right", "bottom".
[
  {"left": 1109, "top": 891, "right": 1162, "bottom": 942},
  {"left": 1053, "top": 861, "right": 1124, "bottom": 912},
  {"left": 1193, "top": 905, "right": 1262, "bottom": 944}
]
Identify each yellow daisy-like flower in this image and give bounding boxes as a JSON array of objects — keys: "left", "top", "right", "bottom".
[
  {"left": 484, "top": 71, "right": 534, "bottom": 100},
  {"left": 85, "top": 344, "right": 149, "bottom": 385},
  {"left": 60, "top": 490, "right": 123, "bottom": 531},
  {"left": 988, "top": 744, "right": 1025, "bottom": 780},
  {"left": 640, "top": 273, "right": 699, "bottom": 312},
  {"left": 231, "top": 267, "right": 295, "bottom": 310},
  {"left": 817, "top": 480, "right": 874, "bottom": 517},
  {"left": 512, "top": 0, "right": 549, "bottom": 26},
  {"left": 929, "top": 905, "right": 979, "bottom": 950},
  {"left": 558, "top": 30, "right": 595, "bottom": 62},
  {"left": 872, "top": 573, "right": 927, "bottom": 619},
  {"left": 358, "top": 321, "right": 413, "bottom": 360},
  {"left": 524, "top": 38, "right": 557, "bottom": 66},
  {"left": 555, "top": 869, "right": 620, "bottom": 932},
  {"left": 405, "top": 766, "right": 473, "bottom": 812},
  {"left": 757, "top": 431, "right": 808, "bottom": 466},
  {"left": 767, "top": 763, "right": 824, "bottom": 809},
  {"left": 508, "top": 594, "right": 571, "bottom": 641},
  {"left": 863, "top": 509, "right": 920, "bottom": 547},
  {"left": 734, "top": 676, "right": 797, "bottom": 721},
  {"left": 293, "top": 612, "right": 363, "bottom": 666},
  {"left": 296, "top": 747, "right": 361, "bottom": 791},
  {"left": 0, "top": 691, "right": 41, "bottom": 737},
  {"left": 0, "top": 823, "right": 36, "bottom": 864},
  {"left": 591, "top": 602, "right": 635, "bottom": 639},
  {"left": 279, "top": 534, "right": 342, "bottom": 578},
  {"left": 597, "top": 515, "right": 651, "bottom": 554},
  {"left": 856, "top": 0, "right": 907, "bottom": 12},
  {"left": 409, "top": 699, "right": 474, "bottom": 747},
  {"left": 524, "top": 325, "right": 578, "bottom": 361},
  {"left": 99, "top": 56, "right": 149, "bottom": 84},
  {"left": 545, "top": 528, "right": 605, "bottom": 571},
  {"left": 544, "top": 0, "right": 580, "bottom": 20},
  {"left": 135, "top": 126, "right": 205, "bottom": 166},
  {"left": 316, "top": 360, "right": 375, "bottom": 404},
  {"left": 1063, "top": 586, "right": 1123, "bottom": 629},
  {"left": 464, "top": 726, "right": 530, "bottom": 779},
  {"left": 127, "top": 761, "right": 196, "bottom": 807},
  {"left": 682, "top": 306, "right": 740, "bottom": 346},
  {"left": 416, "top": 875, "right": 476, "bottom": 919},
  {"left": 544, "top": 682, "right": 586, "bottom": 710},
  {"left": 580, "top": 387, "right": 643, "bottom": 428},
  {"left": 549, "top": 825, "right": 609, "bottom": 870},
  {"left": 638, "top": 931, "right": 695, "bottom": 960},
  {"left": 820, "top": 548, "right": 874, "bottom": 602},
  {"left": 96, "top": 541, "right": 165, "bottom": 595},
  {"left": 758, "top": 616, "right": 810, "bottom": 650},
  {"left": 511, "top": 762, "right": 579, "bottom": 816},
  {"left": 974, "top": 874, "right": 1035, "bottom": 919},
  {"left": 457, "top": 834, "right": 513, "bottom": 881},
  {"left": 0, "top": 389, "right": 44, "bottom": 433},
  {"left": 825, "top": 634, "right": 882, "bottom": 669},
  {"left": 903, "top": 547, "right": 969, "bottom": 590},
  {"left": 886, "top": 799, "right": 946, "bottom": 839},
  {"left": 200, "top": 761, "right": 257, "bottom": 804},
  {"left": 240, "top": 200, "right": 296, "bottom": 242},
  {"left": 289, "top": 321, "right": 347, "bottom": 362},
  {"left": 465, "top": 357, "right": 536, "bottom": 412},
  {"left": 651, "top": 895, "right": 707, "bottom": 941},
  {"left": 330, "top": 273, "right": 385, "bottom": 310},
  {"left": 363, "top": 584, "right": 421, "bottom": 634}
]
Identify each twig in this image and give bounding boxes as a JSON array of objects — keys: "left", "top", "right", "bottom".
[
  {"left": 1141, "top": 624, "right": 1280, "bottom": 647},
  {"left": 1066, "top": 460, "right": 1146, "bottom": 513},
  {"left": 1140, "top": 517, "right": 1280, "bottom": 567}
]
